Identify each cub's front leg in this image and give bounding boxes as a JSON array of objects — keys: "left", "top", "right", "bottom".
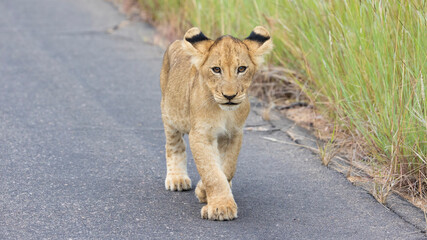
[
  {"left": 163, "top": 123, "right": 192, "bottom": 191},
  {"left": 195, "top": 131, "right": 242, "bottom": 203},
  {"left": 189, "top": 130, "right": 238, "bottom": 221}
]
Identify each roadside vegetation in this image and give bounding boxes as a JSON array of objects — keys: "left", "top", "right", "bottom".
[{"left": 123, "top": 0, "right": 426, "bottom": 206}]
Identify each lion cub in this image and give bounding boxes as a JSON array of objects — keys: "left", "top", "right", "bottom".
[{"left": 160, "top": 26, "right": 272, "bottom": 220}]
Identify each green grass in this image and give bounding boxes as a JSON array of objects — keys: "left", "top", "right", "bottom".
[{"left": 137, "top": 0, "right": 427, "bottom": 196}]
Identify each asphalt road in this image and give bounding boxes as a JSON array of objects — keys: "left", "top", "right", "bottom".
[{"left": 0, "top": 0, "right": 425, "bottom": 239}]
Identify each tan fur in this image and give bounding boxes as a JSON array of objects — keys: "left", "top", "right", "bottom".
[{"left": 160, "top": 26, "right": 272, "bottom": 220}]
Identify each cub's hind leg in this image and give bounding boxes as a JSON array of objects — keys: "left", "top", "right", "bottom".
[
  {"left": 195, "top": 180, "right": 207, "bottom": 203},
  {"left": 163, "top": 124, "right": 191, "bottom": 191},
  {"left": 217, "top": 132, "right": 242, "bottom": 183},
  {"left": 195, "top": 180, "right": 232, "bottom": 203}
]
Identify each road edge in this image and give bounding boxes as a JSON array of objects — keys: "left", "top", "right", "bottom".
[{"left": 250, "top": 98, "right": 427, "bottom": 234}]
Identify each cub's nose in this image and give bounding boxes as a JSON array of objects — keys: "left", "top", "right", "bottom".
[{"left": 222, "top": 93, "right": 237, "bottom": 100}]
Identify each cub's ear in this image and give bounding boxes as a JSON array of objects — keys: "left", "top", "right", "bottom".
[
  {"left": 243, "top": 26, "right": 273, "bottom": 66},
  {"left": 182, "top": 27, "right": 214, "bottom": 68}
]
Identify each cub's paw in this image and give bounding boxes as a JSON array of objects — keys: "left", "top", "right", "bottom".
[
  {"left": 201, "top": 198, "right": 237, "bottom": 221},
  {"left": 165, "top": 174, "right": 192, "bottom": 191},
  {"left": 195, "top": 180, "right": 207, "bottom": 203}
]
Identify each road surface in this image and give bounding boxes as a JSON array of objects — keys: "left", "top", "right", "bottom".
[{"left": 0, "top": 0, "right": 425, "bottom": 239}]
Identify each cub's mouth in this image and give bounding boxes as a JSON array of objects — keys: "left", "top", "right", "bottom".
[
  {"left": 221, "top": 102, "right": 239, "bottom": 106},
  {"left": 218, "top": 100, "right": 242, "bottom": 111}
]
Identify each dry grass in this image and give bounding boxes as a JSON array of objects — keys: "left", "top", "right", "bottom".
[{"left": 250, "top": 66, "right": 308, "bottom": 106}]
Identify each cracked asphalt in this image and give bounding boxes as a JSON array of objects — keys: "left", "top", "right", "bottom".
[{"left": 0, "top": 0, "right": 425, "bottom": 239}]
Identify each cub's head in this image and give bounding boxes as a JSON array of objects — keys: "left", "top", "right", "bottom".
[{"left": 182, "top": 26, "right": 273, "bottom": 111}]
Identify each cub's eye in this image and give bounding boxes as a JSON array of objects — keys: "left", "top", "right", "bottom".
[
  {"left": 211, "top": 67, "right": 221, "bottom": 74},
  {"left": 237, "top": 66, "right": 247, "bottom": 73}
]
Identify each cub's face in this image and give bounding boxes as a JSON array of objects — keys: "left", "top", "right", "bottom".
[
  {"left": 201, "top": 37, "right": 255, "bottom": 110},
  {"left": 183, "top": 27, "right": 273, "bottom": 111}
]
